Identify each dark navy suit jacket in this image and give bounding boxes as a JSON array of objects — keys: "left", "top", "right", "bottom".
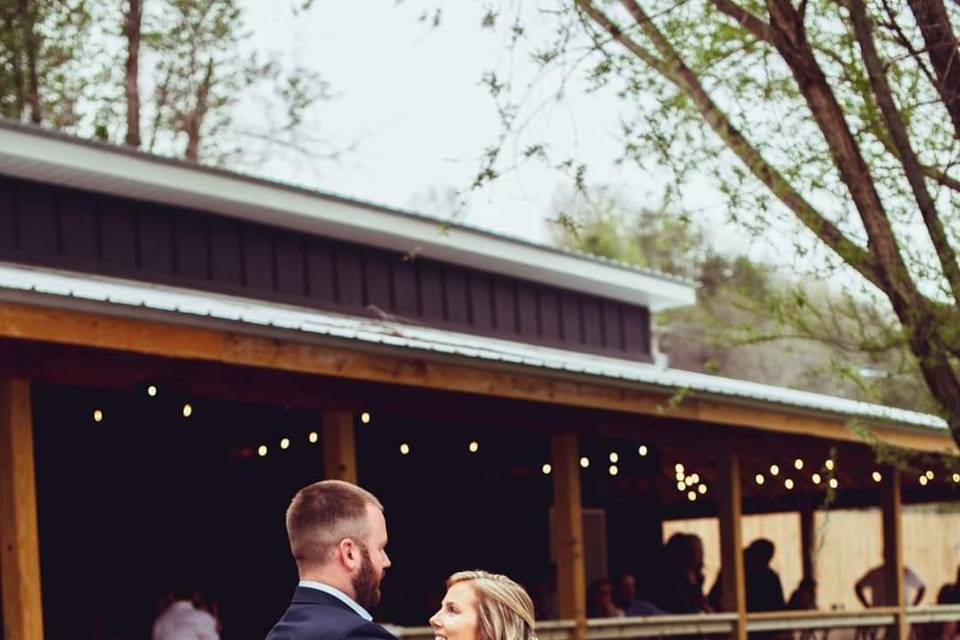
[{"left": 266, "top": 587, "right": 398, "bottom": 640}]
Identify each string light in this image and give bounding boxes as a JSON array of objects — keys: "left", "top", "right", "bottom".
[
  {"left": 542, "top": 463, "right": 552, "bottom": 475},
  {"left": 690, "top": 473, "right": 700, "bottom": 484},
  {"left": 677, "top": 481, "right": 686, "bottom": 491},
  {"left": 400, "top": 443, "right": 411, "bottom": 455},
  {"left": 675, "top": 471, "right": 685, "bottom": 481},
  {"left": 93, "top": 409, "right": 103, "bottom": 423},
  {"left": 785, "top": 478, "right": 795, "bottom": 490},
  {"left": 468, "top": 440, "right": 479, "bottom": 453},
  {"left": 360, "top": 412, "right": 371, "bottom": 424},
  {"left": 308, "top": 432, "right": 318, "bottom": 443},
  {"left": 698, "top": 484, "right": 707, "bottom": 495},
  {"left": 638, "top": 445, "right": 648, "bottom": 456},
  {"left": 687, "top": 491, "right": 696, "bottom": 502},
  {"left": 919, "top": 475, "right": 928, "bottom": 486},
  {"left": 755, "top": 474, "right": 765, "bottom": 485},
  {"left": 812, "top": 473, "right": 822, "bottom": 484},
  {"left": 925, "top": 470, "right": 934, "bottom": 480},
  {"left": 770, "top": 464, "right": 780, "bottom": 476},
  {"left": 828, "top": 478, "right": 838, "bottom": 489},
  {"left": 825, "top": 459, "right": 835, "bottom": 470},
  {"left": 675, "top": 463, "right": 685, "bottom": 473},
  {"left": 609, "top": 452, "right": 619, "bottom": 463},
  {"left": 685, "top": 476, "right": 695, "bottom": 487},
  {"left": 147, "top": 385, "right": 158, "bottom": 397},
  {"left": 794, "top": 458, "right": 804, "bottom": 470},
  {"left": 257, "top": 445, "right": 268, "bottom": 457},
  {"left": 580, "top": 457, "right": 590, "bottom": 468},
  {"left": 872, "top": 471, "right": 882, "bottom": 483},
  {"left": 182, "top": 403, "right": 193, "bottom": 418},
  {"left": 609, "top": 465, "right": 619, "bottom": 476},
  {"left": 280, "top": 437, "right": 290, "bottom": 450},
  {"left": 953, "top": 473, "right": 960, "bottom": 483}
]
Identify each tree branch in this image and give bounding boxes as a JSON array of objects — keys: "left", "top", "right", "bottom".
[
  {"left": 907, "top": 0, "right": 960, "bottom": 140},
  {"left": 708, "top": 0, "right": 774, "bottom": 43},
  {"left": 849, "top": 0, "right": 960, "bottom": 304},
  {"left": 576, "top": 0, "right": 886, "bottom": 291}
]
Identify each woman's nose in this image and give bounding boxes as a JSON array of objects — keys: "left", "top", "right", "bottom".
[{"left": 429, "top": 612, "right": 440, "bottom": 629}]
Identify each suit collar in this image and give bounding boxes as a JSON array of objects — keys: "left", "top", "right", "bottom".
[{"left": 293, "top": 582, "right": 374, "bottom": 621}]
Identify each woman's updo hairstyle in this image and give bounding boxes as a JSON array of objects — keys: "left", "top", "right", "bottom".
[{"left": 447, "top": 570, "right": 536, "bottom": 640}]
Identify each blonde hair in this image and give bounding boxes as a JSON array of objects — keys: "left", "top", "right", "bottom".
[
  {"left": 447, "top": 570, "right": 536, "bottom": 640},
  {"left": 286, "top": 480, "right": 383, "bottom": 573}
]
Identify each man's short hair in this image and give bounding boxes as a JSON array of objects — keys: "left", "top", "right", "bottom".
[{"left": 285, "top": 480, "right": 383, "bottom": 572}]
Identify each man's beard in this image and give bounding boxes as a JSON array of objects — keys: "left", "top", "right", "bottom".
[{"left": 352, "top": 542, "right": 382, "bottom": 611}]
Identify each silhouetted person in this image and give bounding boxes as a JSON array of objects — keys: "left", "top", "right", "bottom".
[
  {"left": 657, "top": 533, "right": 710, "bottom": 614},
  {"left": 745, "top": 539, "right": 786, "bottom": 612},
  {"left": 588, "top": 578, "right": 624, "bottom": 618},
  {"left": 788, "top": 577, "right": 818, "bottom": 611},
  {"left": 855, "top": 564, "right": 925, "bottom": 607}
]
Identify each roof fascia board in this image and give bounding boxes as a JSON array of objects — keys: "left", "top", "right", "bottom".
[{"left": 0, "top": 125, "right": 696, "bottom": 311}]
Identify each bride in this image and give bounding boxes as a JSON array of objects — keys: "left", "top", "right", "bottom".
[{"left": 430, "top": 571, "right": 536, "bottom": 640}]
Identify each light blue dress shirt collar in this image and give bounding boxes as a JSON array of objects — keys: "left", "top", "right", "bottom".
[{"left": 298, "top": 580, "right": 373, "bottom": 621}]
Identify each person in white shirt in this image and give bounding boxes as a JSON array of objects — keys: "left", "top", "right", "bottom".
[
  {"left": 152, "top": 598, "right": 220, "bottom": 640},
  {"left": 855, "top": 564, "right": 926, "bottom": 607}
]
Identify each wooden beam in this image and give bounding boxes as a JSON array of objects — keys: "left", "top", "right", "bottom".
[
  {"left": 800, "top": 506, "right": 816, "bottom": 582},
  {"left": 321, "top": 411, "right": 357, "bottom": 483},
  {"left": 551, "top": 433, "right": 586, "bottom": 640},
  {"left": 0, "top": 378, "right": 44, "bottom": 640},
  {"left": 881, "top": 468, "right": 907, "bottom": 640},
  {"left": 717, "top": 447, "right": 746, "bottom": 640},
  {"left": 0, "top": 301, "right": 954, "bottom": 453}
]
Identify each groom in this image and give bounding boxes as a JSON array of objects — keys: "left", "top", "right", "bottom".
[{"left": 266, "top": 480, "right": 395, "bottom": 640}]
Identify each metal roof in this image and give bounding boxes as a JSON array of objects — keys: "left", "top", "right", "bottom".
[
  {"left": 0, "top": 119, "right": 695, "bottom": 311},
  {"left": 0, "top": 262, "right": 946, "bottom": 433}
]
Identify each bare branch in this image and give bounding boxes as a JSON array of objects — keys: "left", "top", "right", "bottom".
[
  {"left": 575, "top": 0, "right": 886, "bottom": 291},
  {"left": 908, "top": 0, "right": 960, "bottom": 140},
  {"left": 850, "top": 0, "right": 960, "bottom": 304}
]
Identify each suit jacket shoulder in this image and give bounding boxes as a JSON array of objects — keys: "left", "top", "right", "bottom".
[{"left": 266, "top": 587, "right": 398, "bottom": 640}]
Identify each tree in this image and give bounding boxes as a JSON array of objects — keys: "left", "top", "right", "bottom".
[
  {"left": 552, "top": 186, "right": 936, "bottom": 412},
  {"left": 473, "top": 0, "right": 960, "bottom": 449},
  {"left": 0, "top": 0, "right": 336, "bottom": 167}
]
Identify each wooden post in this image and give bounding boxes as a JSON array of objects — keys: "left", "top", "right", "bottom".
[
  {"left": 0, "top": 378, "right": 44, "bottom": 640},
  {"left": 717, "top": 447, "right": 747, "bottom": 640},
  {"left": 800, "top": 506, "right": 816, "bottom": 582},
  {"left": 321, "top": 411, "right": 357, "bottom": 484},
  {"left": 881, "top": 468, "right": 907, "bottom": 640},
  {"left": 551, "top": 433, "right": 587, "bottom": 640}
]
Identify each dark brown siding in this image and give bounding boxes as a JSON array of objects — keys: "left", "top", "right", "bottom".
[{"left": 0, "top": 176, "right": 653, "bottom": 360}]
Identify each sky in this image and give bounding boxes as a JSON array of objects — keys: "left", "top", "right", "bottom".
[{"left": 239, "top": 1, "right": 736, "bottom": 248}]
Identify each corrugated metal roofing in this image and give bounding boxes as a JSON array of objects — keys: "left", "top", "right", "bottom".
[{"left": 0, "top": 262, "right": 947, "bottom": 432}]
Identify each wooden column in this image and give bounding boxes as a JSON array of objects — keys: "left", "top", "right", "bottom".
[
  {"left": 881, "top": 468, "right": 907, "bottom": 640},
  {"left": 800, "top": 506, "right": 816, "bottom": 582},
  {"left": 551, "top": 433, "right": 586, "bottom": 640},
  {"left": 717, "top": 447, "right": 747, "bottom": 640},
  {"left": 321, "top": 411, "right": 357, "bottom": 484},
  {"left": 0, "top": 378, "right": 44, "bottom": 640}
]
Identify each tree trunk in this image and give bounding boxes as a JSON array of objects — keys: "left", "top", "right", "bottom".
[
  {"left": 17, "top": 0, "right": 41, "bottom": 124},
  {"left": 124, "top": 0, "right": 143, "bottom": 147},
  {"left": 183, "top": 59, "right": 214, "bottom": 162},
  {"left": 908, "top": 0, "right": 960, "bottom": 140}
]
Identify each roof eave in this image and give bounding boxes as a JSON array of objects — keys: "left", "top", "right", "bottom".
[{"left": 0, "top": 122, "right": 696, "bottom": 311}]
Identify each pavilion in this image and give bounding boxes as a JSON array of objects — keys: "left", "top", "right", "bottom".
[{"left": 0, "top": 119, "right": 957, "bottom": 640}]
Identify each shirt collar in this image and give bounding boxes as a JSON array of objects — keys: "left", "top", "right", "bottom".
[{"left": 298, "top": 580, "right": 373, "bottom": 621}]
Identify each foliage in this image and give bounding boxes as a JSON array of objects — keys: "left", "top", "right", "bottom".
[
  {"left": 467, "top": 0, "right": 960, "bottom": 448},
  {"left": 551, "top": 186, "right": 937, "bottom": 412},
  {"left": 0, "top": 0, "right": 335, "bottom": 167}
]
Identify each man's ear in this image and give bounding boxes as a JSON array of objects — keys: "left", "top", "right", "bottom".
[{"left": 338, "top": 538, "right": 359, "bottom": 571}]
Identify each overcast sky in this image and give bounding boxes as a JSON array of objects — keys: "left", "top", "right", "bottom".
[{"left": 239, "top": 1, "right": 737, "bottom": 249}]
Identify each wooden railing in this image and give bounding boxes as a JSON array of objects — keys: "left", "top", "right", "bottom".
[{"left": 392, "top": 605, "right": 960, "bottom": 640}]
